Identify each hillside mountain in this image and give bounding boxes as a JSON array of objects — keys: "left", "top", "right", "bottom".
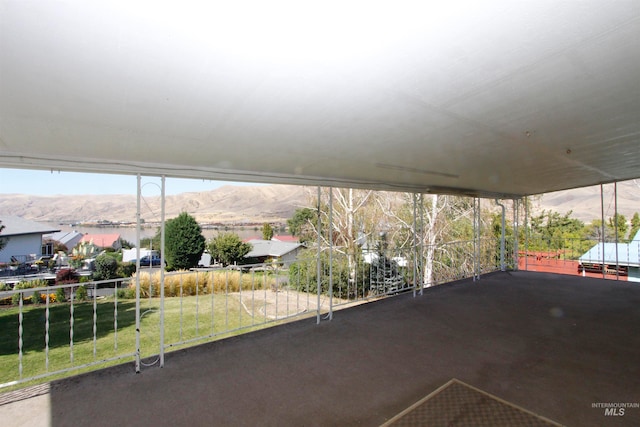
[
  {"left": 0, "top": 181, "right": 637, "bottom": 224},
  {"left": 0, "top": 185, "right": 311, "bottom": 224},
  {"left": 531, "top": 180, "right": 640, "bottom": 222}
]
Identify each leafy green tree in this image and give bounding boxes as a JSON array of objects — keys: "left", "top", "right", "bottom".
[
  {"left": 262, "top": 223, "right": 274, "bottom": 240},
  {"left": 140, "top": 235, "right": 161, "bottom": 252},
  {"left": 529, "top": 210, "right": 585, "bottom": 248},
  {"left": 163, "top": 212, "right": 205, "bottom": 270},
  {"left": 607, "top": 213, "right": 628, "bottom": 241},
  {"left": 208, "top": 233, "right": 251, "bottom": 266},
  {"left": 0, "top": 220, "right": 7, "bottom": 252},
  {"left": 629, "top": 212, "right": 640, "bottom": 242},
  {"left": 584, "top": 219, "right": 608, "bottom": 241},
  {"left": 93, "top": 253, "right": 119, "bottom": 280},
  {"left": 120, "top": 239, "right": 135, "bottom": 250},
  {"left": 585, "top": 215, "right": 629, "bottom": 243},
  {"left": 289, "top": 248, "right": 365, "bottom": 297},
  {"left": 287, "top": 208, "right": 317, "bottom": 243}
]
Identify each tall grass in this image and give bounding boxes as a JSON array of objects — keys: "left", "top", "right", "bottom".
[
  {"left": 133, "top": 269, "right": 282, "bottom": 297},
  {"left": 0, "top": 269, "right": 290, "bottom": 391}
]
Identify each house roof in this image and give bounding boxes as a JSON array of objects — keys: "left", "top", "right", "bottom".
[
  {"left": 1, "top": 2, "right": 640, "bottom": 198},
  {"left": 272, "top": 235, "right": 299, "bottom": 243},
  {"left": 44, "top": 230, "right": 84, "bottom": 247},
  {"left": 245, "top": 239, "right": 303, "bottom": 258},
  {"left": 0, "top": 216, "right": 59, "bottom": 237},
  {"left": 579, "top": 241, "right": 640, "bottom": 268},
  {"left": 79, "top": 234, "right": 121, "bottom": 248}
]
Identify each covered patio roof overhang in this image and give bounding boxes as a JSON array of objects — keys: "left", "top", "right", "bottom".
[
  {"left": 1, "top": 1, "right": 640, "bottom": 198},
  {"left": 1, "top": 2, "right": 640, "bottom": 426}
]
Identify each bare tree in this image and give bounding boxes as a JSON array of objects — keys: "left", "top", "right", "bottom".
[
  {"left": 304, "top": 187, "right": 376, "bottom": 281},
  {"left": 377, "top": 193, "right": 477, "bottom": 286}
]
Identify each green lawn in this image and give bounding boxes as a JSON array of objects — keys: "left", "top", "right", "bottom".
[{"left": 0, "top": 293, "right": 272, "bottom": 391}]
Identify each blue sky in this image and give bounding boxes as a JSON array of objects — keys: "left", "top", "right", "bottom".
[{"left": 0, "top": 168, "right": 256, "bottom": 196}]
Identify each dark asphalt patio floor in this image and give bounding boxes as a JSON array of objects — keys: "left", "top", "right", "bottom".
[{"left": 1, "top": 271, "right": 639, "bottom": 426}]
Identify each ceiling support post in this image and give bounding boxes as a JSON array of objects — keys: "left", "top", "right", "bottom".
[
  {"left": 513, "top": 199, "right": 519, "bottom": 271},
  {"left": 495, "top": 199, "right": 506, "bottom": 272},
  {"left": 478, "top": 198, "right": 481, "bottom": 279},
  {"left": 316, "top": 186, "right": 322, "bottom": 325},
  {"left": 328, "top": 188, "right": 333, "bottom": 321},
  {"left": 159, "top": 176, "right": 166, "bottom": 367},
  {"left": 135, "top": 174, "right": 141, "bottom": 373},
  {"left": 413, "top": 193, "right": 418, "bottom": 295},
  {"left": 524, "top": 196, "right": 529, "bottom": 272},
  {"left": 614, "top": 181, "right": 619, "bottom": 280},
  {"left": 473, "top": 197, "right": 478, "bottom": 281},
  {"left": 419, "top": 194, "right": 424, "bottom": 294},
  {"left": 601, "top": 184, "right": 606, "bottom": 279}
]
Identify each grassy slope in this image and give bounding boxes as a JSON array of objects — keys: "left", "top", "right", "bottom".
[{"left": 0, "top": 294, "right": 271, "bottom": 390}]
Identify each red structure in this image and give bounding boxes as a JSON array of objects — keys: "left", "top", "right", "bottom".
[{"left": 518, "top": 251, "right": 627, "bottom": 281}]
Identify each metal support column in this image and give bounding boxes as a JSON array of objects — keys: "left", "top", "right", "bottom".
[
  {"left": 475, "top": 197, "right": 481, "bottom": 280},
  {"left": 328, "top": 188, "right": 333, "bottom": 320},
  {"left": 413, "top": 193, "right": 418, "bottom": 296},
  {"left": 525, "top": 196, "right": 529, "bottom": 271},
  {"left": 419, "top": 193, "right": 424, "bottom": 295},
  {"left": 601, "top": 184, "right": 606, "bottom": 279},
  {"left": 614, "top": 181, "right": 619, "bottom": 280},
  {"left": 159, "top": 176, "right": 166, "bottom": 367},
  {"left": 495, "top": 199, "right": 506, "bottom": 271},
  {"left": 135, "top": 174, "right": 141, "bottom": 373},
  {"left": 513, "top": 199, "right": 519, "bottom": 271},
  {"left": 473, "top": 197, "right": 478, "bottom": 281},
  {"left": 316, "top": 186, "right": 322, "bottom": 325}
]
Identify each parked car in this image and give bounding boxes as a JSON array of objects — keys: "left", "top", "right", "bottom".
[{"left": 138, "top": 255, "right": 163, "bottom": 267}]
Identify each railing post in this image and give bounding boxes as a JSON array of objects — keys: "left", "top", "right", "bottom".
[
  {"left": 413, "top": 193, "right": 418, "bottom": 295},
  {"left": 600, "top": 184, "right": 606, "bottom": 278},
  {"left": 495, "top": 199, "right": 506, "bottom": 271},
  {"left": 328, "top": 187, "right": 333, "bottom": 321},
  {"left": 135, "top": 174, "right": 141, "bottom": 373},
  {"left": 476, "top": 197, "right": 482, "bottom": 279},
  {"left": 524, "top": 196, "right": 529, "bottom": 271},
  {"left": 513, "top": 199, "right": 519, "bottom": 271},
  {"left": 160, "top": 175, "right": 166, "bottom": 367},
  {"left": 614, "top": 181, "right": 619, "bottom": 280},
  {"left": 419, "top": 193, "right": 424, "bottom": 294},
  {"left": 473, "top": 197, "right": 478, "bottom": 281},
  {"left": 316, "top": 186, "right": 322, "bottom": 325}
]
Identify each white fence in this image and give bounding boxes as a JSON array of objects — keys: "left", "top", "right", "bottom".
[{"left": 0, "top": 239, "right": 504, "bottom": 389}]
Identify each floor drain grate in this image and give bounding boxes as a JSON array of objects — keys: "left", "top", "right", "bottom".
[{"left": 383, "top": 379, "right": 563, "bottom": 427}]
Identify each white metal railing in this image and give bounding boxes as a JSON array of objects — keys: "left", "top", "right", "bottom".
[
  {"left": 0, "top": 278, "right": 135, "bottom": 389},
  {"left": 0, "top": 238, "right": 504, "bottom": 389}
]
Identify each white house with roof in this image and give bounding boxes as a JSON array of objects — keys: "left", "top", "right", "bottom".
[
  {"left": 0, "top": 216, "right": 60, "bottom": 264},
  {"left": 579, "top": 230, "right": 640, "bottom": 282},
  {"left": 43, "top": 230, "right": 84, "bottom": 252},
  {"left": 244, "top": 239, "right": 303, "bottom": 266}
]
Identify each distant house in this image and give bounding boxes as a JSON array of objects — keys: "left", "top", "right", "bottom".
[
  {"left": 272, "top": 235, "right": 299, "bottom": 243},
  {"left": 579, "top": 230, "right": 640, "bottom": 282},
  {"left": 43, "top": 230, "right": 84, "bottom": 252},
  {"left": 244, "top": 239, "right": 303, "bottom": 266},
  {"left": 122, "top": 248, "right": 158, "bottom": 263},
  {"left": 78, "top": 234, "right": 122, "bottom": 251},
  {"left": 0, "top": 216, "right": 60, "bottom": 264}
]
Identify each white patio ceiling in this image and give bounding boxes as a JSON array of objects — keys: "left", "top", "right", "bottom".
[{"left": 1, "top": 1, "right": 639, "bottom": 198}]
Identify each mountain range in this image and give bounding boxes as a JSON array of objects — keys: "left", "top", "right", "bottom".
[{"left": 0, "top": 181, "right": 638, "bottom": 224}]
